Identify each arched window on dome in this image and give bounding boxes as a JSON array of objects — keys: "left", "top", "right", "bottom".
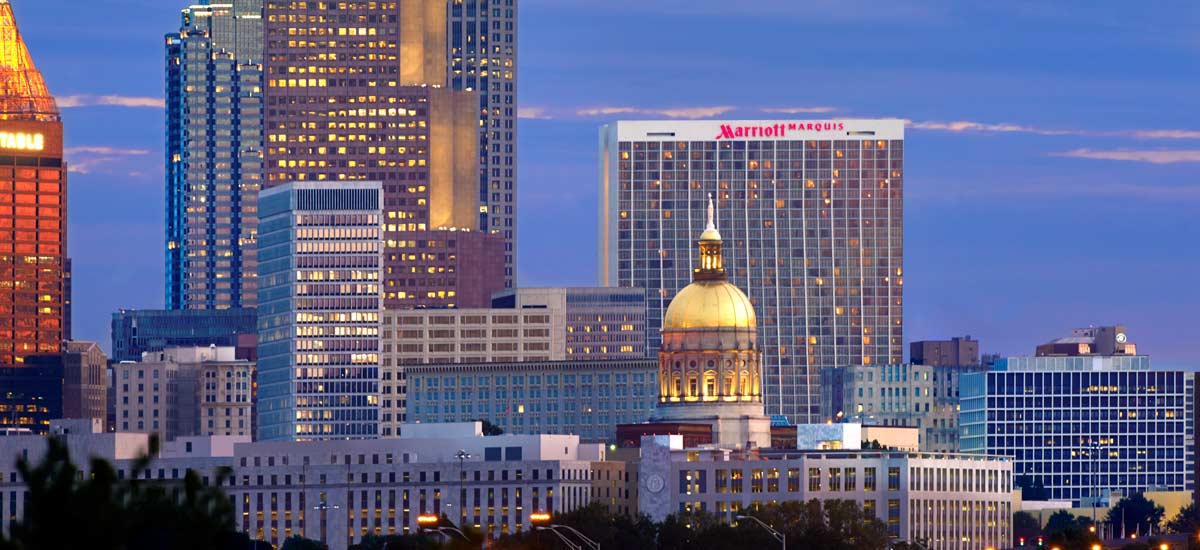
[
  {"left": 671, "top": 375, "right": 682, "bottom": 401},
  {"left": 687, "top": 375, "right": 699, "bottom": 400},
  {"left": 703, "top": 371, "right": 717, "bottom": 401},
  {"left": 740, "top": 371, "right": 751, "bottom": 400},
  {"left": 723, "top": 374, "right": 735, "bottom": 398}
]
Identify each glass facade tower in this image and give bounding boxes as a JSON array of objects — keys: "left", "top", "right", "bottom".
[
  {"left": 257, "top": 182, "right": 382, "bottom": 441},
  {"left": 449, "top": 0, "right": 518, "bottom": 287},
  {"left": 165, "top": 0, "right": 264, "bottom": 310},
  {"left": 0, "top": 1, "right": 67, "bottom": 364},
  {"left": 960, "top": 356, "right": 1195, "bottom": 505},
  {"left": 599, "top": 120, "right": 905, "bottom": 424}
]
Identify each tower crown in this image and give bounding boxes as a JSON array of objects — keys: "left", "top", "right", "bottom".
[{"left": 0, "top": 2, "right": 59, "bottom": 122}]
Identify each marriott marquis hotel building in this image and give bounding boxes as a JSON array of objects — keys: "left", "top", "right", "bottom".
[{"left": 599, "top": 120, "right": 905, "bottom": 423}]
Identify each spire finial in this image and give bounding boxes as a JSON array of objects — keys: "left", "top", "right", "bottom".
[{"left": 706, "top": 193, "right": 715, "bottom": 231}]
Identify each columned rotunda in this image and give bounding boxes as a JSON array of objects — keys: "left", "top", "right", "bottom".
[{"left": 651, "top": 197, "right": 771, "bottom": 448}]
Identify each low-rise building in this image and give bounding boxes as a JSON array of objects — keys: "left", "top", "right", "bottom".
[
  {"left": 1035, "top": 325, "right": 1136, "bottom": 357},
  {"left": 0, "top": 342, "right": 109, "bottom": 433},
  {"left": 0, "top": 421, "right": 601, "bottom": 550},
  {"left": 114, "top": 346, "right": 254, "bottom": 441},
  {"left": 380, "top": 288, "right": 646, "bottom": 437},
  {"left": 637, "top": 435, "right": 1013, "bottom": 550},
  {"left": 821, "top": 363, "right": 982, "bottom": 452},
  {"left": 404, "top": 358, "right": 657, "bottom": 440}
]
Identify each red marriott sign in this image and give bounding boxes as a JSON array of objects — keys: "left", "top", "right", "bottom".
[{"left": 715, "top": 122, "right": 846, "bottom": 140}]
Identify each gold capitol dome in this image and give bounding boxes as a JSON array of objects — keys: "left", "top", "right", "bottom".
[{"left": 662, "top": 195, "right": 757, "bottom": 332}]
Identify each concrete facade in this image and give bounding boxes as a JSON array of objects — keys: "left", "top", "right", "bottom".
[
  {"left": 0, "top": 421, "right": 599, "bottom": 550},
  {"left": 113, "top": 346, "right": 254, "bottom": 441},
  {"left": 636, "top": 435, "right": 1013, "bottom": 550}
]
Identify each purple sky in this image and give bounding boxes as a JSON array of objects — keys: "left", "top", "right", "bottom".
[{"left": 14, "top": 0, "right": 1200, "bottom": 367}]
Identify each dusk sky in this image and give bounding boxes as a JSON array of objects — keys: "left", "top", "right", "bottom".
[{"left": 16, "top": 0, "right": 1199, "bottom": 367}]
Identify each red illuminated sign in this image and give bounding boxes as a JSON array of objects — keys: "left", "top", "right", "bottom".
[{"left": 715, "top": 122, "right": 845, "bottom": 140}]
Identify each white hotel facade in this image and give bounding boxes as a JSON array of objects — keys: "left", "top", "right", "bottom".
[{"left": 600, "top": 119, "right": 906, "bottom": 423}]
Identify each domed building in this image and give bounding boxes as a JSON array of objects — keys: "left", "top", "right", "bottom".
[{"left": 649, "top": 197, "right": 771, "bottom": 449}]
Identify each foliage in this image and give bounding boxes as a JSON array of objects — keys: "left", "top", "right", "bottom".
[
  {"left": 474, "top": 419, "right": 505, "bottom": 436},
  {"left": 1166, "top": 502, "right": 1200, "bottom": 534},
  {"left": 1042, "top": 510, "right": 1096, "bottom": 550},
  {"left": 282, "top": 535, "right": 330, "bottom": 550},
  {"left": 0, "top": 435, "right": 267, "bottom": 550},
  {"left": 1014, "top": 511, "right": 1042, "bottom": 544},
  {"left": 492, "top": 500, "right": 889, "bottom": 550},
  {"left": 1106, "top": 494, "right": 1166, "bottom": 537}
]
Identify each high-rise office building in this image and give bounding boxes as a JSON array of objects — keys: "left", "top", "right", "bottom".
[
  {"left": 110, "top": 307, "right": 257, "bottom": 362},
  {"left": 262, "top": 0, "right": 503, "bottom": 309},
  {"left": 961, "top": 355, "right": 1194, "bottom": 505},
  {"left": 448, "top": 0, "right": 518, "bottom": 287},
  {"left": 600, "top": 119, "right": 905, "bottom": 423},
  {"left": 0, "top": 2, "right": 67, "bottom": 365},
  {"left": 165, "top": 0, "right": 264, "bottom": 310},
  {"left": 257, "top": 182, "right": 382, "bottom": 441}
]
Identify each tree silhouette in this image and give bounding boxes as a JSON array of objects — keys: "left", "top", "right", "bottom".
[
  {"left": 0, "top": 435, "right": 266, "bottom": 550},
  {"left": 1106, "top": 494, "right": 1165, "bottom": 537}
]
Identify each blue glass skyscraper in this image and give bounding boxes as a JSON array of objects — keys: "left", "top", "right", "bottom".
[{"left": 165, "top": 1, "right": 263, "bottom": 310}]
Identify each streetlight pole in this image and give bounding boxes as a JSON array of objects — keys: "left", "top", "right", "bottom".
[
  {"left": 455, "top": 450, "right": 472, "bottom": 525},
  {"left": 737, "top": 515, "right": 786, "bottom": 550},
  {"left": 550, "top": 524, "right": 600, "bottom": 550}
]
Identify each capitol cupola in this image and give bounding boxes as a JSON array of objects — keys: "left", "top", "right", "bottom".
[{"left": 652, "top": 195, "right": 770, "bottom": 448}]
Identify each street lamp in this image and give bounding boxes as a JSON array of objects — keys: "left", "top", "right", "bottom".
[
  {"left": 737, "top": 515, "right": 786, "bottom": 550},
  {"left": 530, "top": 512, "right": 599, "bottom": 550},
  {"left": 417, "top": 514, "right": 469, "bottom": 542}
]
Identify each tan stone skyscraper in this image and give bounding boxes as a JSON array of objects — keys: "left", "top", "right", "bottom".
[
  {"left": 262, "top": 0, "right": 503, "bottom": 309},
  {"left": 0, "top": 0, "right": 67, "bottom": 364}
]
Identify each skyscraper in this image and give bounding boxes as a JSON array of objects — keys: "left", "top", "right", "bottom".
[
  {"left": 257, "top": 181, "right": 382, "bottom": 441},
  {"left": 600, "top": 119, "right": 905, "bottom": 423},
  {"left": 165, "top": 0, "right": 264, "bottom": 310},
  {"left": 448, "top": 0, "right": 518, "bottom": 287},
  {"left": 0, "top": 1, "right": 67, "bottom": 365},
  {"left": 262, "top": 0, "right": 503, "bottom": 309}
]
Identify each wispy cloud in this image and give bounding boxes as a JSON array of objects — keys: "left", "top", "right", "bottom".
[
  {"left": 65, "top": 146, "right": 151, "bottom": 156},
  {"left": 65, "top": 146, "right": 152, "bottom": 175},
  {"left": 761, "top": 106, "right": 839, "bottom": 114},
  {"left": 575, "top": 105, "right": 736, "bottom": 119},
  {"left": 909, "top": 119, "right": 1200, "bottom": 141},
  {"left": 1130, "top": 129, "right": 1200, "bottom": 139},
  {"left": 1052, "top": 148, "right": 1200, "bottom": 164},
  {"left": 518, "top": 106, "right": 553, "bottom": 120},
  {"left": 58, "top": 94, "right": 164, "bottom": 109},
  {"left": 908, "top": 120, "right": 1078, "bottom": 136}
]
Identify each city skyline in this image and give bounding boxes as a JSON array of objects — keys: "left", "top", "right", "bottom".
[{"left": 11, "top": 0, "right": 1200, "bottom": 367}]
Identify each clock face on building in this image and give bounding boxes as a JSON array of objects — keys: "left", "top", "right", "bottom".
[
  {"left": 1116, "top": 333, "right": 1127, "bottom": 344},
  {"left": 645, "top": 474, "right": 666, "bottom": 493}
]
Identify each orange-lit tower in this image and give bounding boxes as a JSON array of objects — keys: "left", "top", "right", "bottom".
[{"left": 0, "top": 0, "right": 66, "bottom": 364}]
